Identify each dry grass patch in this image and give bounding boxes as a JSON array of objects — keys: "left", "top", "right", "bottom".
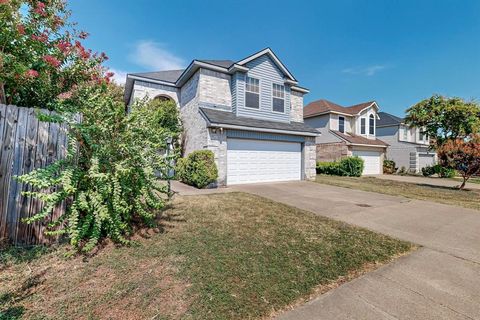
[
  {"left": 1, "top": 192, "right": 413, "bottom": 320},
  {"left": 316, "top": 175, "right": 480, "bottom": 211}
]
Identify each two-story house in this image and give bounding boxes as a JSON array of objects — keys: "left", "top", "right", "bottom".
[
  {"left": 376, "top": 112, "right": 436, "bottom": 173},
  {"left": 303, "top": 99, "right": 388, "bottom": 175},
  {"left": 124, "top": 48, "right": 319, "bottom": 185}
]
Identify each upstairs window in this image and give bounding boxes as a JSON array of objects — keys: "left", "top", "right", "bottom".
[
  {"left": 419, "top": 130, "right": 426, "bottom": 141},
  {"left": 360, "top": 118, "right": 366, "bottom": 134},
  {"left": 245, "top": 77, "right": 260, "bottom": 109},
  {"left": 369, "top": 114, "right": 375, "bottom": 135},
  {"left": 272, "top": 84, "right": 285, "bottom": 113},
  {"left": 339, "top": 116, "right": 345, "bottom": 133},
  {"left": 402, "top": 126, "right": 408, "bottom": 141}
]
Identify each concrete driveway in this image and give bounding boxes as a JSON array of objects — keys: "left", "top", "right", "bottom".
[{"left": 233, "top": 181, "right": 480, "bottom": 320}]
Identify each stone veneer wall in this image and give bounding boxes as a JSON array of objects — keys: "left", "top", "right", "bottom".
[
  {"left": 304, "top": 137, "right": 317, "bottom": 180},
  {"left": 207, "top": 128, "right": 227, "bottom": 186},
  {"left": 316, "top": 142, "right": 349, "bottom": 162},
  {"left": 198, "top": 69, "right": 232, "bottom": 110},
  {"left": 179, "top": 71, "right": 208, "bottom": 155},
  {"left": 290, "top": 90, "right": 304, "bottom": 123},
  {"left": 132, "top": 81, "right": 180, "bottom": 104}
]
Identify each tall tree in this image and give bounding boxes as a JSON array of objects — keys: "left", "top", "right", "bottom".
[
  {"left": 405, "top": 95, "right": 480, "bottom": 147},
  {"left": 0, "top": 0, "right": 111, "bottom": 108}
]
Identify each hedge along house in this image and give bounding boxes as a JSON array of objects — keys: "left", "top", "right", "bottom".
[
  {"left": 124, "top": 48, "right": 319, "bottom": 186},
  {"left": 303, "top": 99, "right": 388, "bottom": 175}
]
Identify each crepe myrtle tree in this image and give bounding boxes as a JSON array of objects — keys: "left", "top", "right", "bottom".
[
  {"left": 1, "top": 0, "right": 183, "bottom": 252},
  {"left": 0, "top": 0, "right": 113, "bottom": 109},
  {"left": 437, "top": 135, "right": 480, "bottom": 190},
  {"left": 404, "top": 95, "right": 480, "bottom": 148}
]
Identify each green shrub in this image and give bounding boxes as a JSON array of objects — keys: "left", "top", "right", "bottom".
[
  {"left": 176, "top": 150, "right": 218, "bottom": 188},
  {"left": 316, "top": 156, "right": 364, "bottom": 177},
  {"left": 434, "top": 164, "right": 456, "bottom": 178},
  {"left": 316, "top": 162, "right": 347, "bottom": 176},
  {"left": 383, "top": 160, "right": 396, "bottom": 174},
  {"left": 16, "top": 86, "right": 179, "bottom": 252},
  {"left": 422, "top": 165, "right": 436, "bottom": 177},
  {"left": 340, "top": 156, "right": 364, "bottom": 177}
]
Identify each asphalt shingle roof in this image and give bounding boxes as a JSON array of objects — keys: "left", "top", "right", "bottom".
[
  {"left": 200, "top": 107, "right": 320, "bottom": 135},
  {"left": 331, "top": 130, "right": 388, "bottom": 147},
  {"left": 304, "top": 99, "right": 376, "bottom": 118},
  {"left": 129, "top": 69, "right": 185, "bottom": 83},
  {"left": 197, "top": 60, "right": 235, "bottom": 68},
  {"left": 377, "top": 112, "right": 404, "bottom": 127}
]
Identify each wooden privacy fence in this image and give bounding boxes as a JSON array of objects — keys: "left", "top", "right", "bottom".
[{"left": 0, "top": 104, "right": 70, "bottom": 245}]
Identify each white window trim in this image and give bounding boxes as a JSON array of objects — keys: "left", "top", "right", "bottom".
[
  {"left": 244, "top": 76, "right": 261, "bottom": 110},
  {"left": 271, "top": 83, "right": 286, "bottom": 114},
  {"left": 368, "top": 114, "right": 375, "bottom": 136},
  {"left": 339, "top": 116, "right": 345, "bottom": 133},
  {"left": 360, "top": 117, "right": 366, "bottom": 135}
]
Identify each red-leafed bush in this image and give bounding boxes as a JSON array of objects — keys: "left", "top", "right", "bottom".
[{"left": 437, "top": 135, "right": 480, "bottom": 189}]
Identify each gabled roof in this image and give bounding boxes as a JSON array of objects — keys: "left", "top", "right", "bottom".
[
  {"left": 331, "top": 130, "right": 388, "bottom": 147},
  {"left": 200, "top": 107, "right": 320, "bottom": 136},
  {"left": 304, "top": 99, "right": 377, "bottom": 118},
  {"left": 377, "top": 112, "right": 404, "bottom": 127},
  {"left": 235, "top": 48, "right": 297, "bottom": 82},
  {"left": 124, "top": 48, "right": 304, "bottom": 104}
]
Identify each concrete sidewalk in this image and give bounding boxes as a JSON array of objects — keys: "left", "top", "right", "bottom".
[
  {"left": 233, "top": 181, "right": 480, "bottom": 320},
  {"left": 372, "top": 174, "right": 480, "bottom": 190}
]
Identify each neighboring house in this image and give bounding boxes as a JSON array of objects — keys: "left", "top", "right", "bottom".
[
  {"left": 376, "top": 112, "right": 436, "bottom": 172},
  {"left": 124, "top": 48, "right": 319, "bottom": 186},
  {"left": 303, "top": 99, "right": 388, "bottom": 175}
]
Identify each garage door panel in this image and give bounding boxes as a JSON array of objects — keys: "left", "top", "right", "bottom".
[
  {"left": 418, "top": 154, "right": 436, "bottom": 169},
  {"left": 227, "top": 138, "right": 302, "bottom": 185},
  {"left": 352, "top": 150, "right": 381, "bottom": 175}
]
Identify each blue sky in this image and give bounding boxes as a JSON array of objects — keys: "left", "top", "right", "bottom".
[{"left": 70, "top": 0, "right": 480, "bottom": 115}]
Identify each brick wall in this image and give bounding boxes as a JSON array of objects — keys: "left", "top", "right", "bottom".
[{"left": 316, "top": 142, "right": 349, "bottom": 162}]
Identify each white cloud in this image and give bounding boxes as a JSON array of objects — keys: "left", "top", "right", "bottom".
[
  {"left": 342, "top": 65, "right": 386, "bottom": 76},
  {"left": 109, "top": 68, "right": 128, "bottom": 85},
  {"left": 129, "top": 40, "right": 185, "bottom": 71}
]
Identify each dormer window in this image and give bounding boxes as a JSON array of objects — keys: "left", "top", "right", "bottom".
[
  {"left": 245, "top": 77, "right": 260, "bottom": 109},
  {"left": 402, "top": 126, "right": 408, "bottom": 141},
  {"left": 360, "top": 118, "right": 366, "bottom": 135},
  {"left": 272, "top": 84, "right": 285, "bottom": 113},
  {"left": 339, "top": 116, "right": 345, "bottom": 133},
  {"left": 369, "top": 114, "right": 375, "bottom": 135}
]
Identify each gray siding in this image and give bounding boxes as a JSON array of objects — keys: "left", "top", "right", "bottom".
[
  {"left": 304, "top": 115, "right": 329, "bottom": 130},
  {"left": 226, "top": 129, "right": 305, "bottom": 143},
  {"left": 236, "top": 55, "right": 291, "bottom": 123}
]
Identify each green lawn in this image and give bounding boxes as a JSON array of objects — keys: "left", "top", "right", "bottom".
[
  {"left": 1, "top": 192, "right": 412, "bottom": 320},
  {"left": 316, "top": 175, "right": 480, "bottom": 211}
]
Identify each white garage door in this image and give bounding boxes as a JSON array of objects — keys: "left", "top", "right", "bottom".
[
  {"left": 227, "top": 138, "right": 302, "bottom": 185},
  {"left": 418, "top": 153, "right": 435, "bottom": 169},
  {"left": 352, "top": 150, "right": 381, "bottom": 175}
]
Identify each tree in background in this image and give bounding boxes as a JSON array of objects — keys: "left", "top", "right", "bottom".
[
  {"left": 0, "top": 0, "right": 111, "bottom": 108},
  {"left": 405, "top": 95, "right": 480, "bottom": 147},
  {"left": 437, "top": 135, "right": 480, "bottom": 189}
]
